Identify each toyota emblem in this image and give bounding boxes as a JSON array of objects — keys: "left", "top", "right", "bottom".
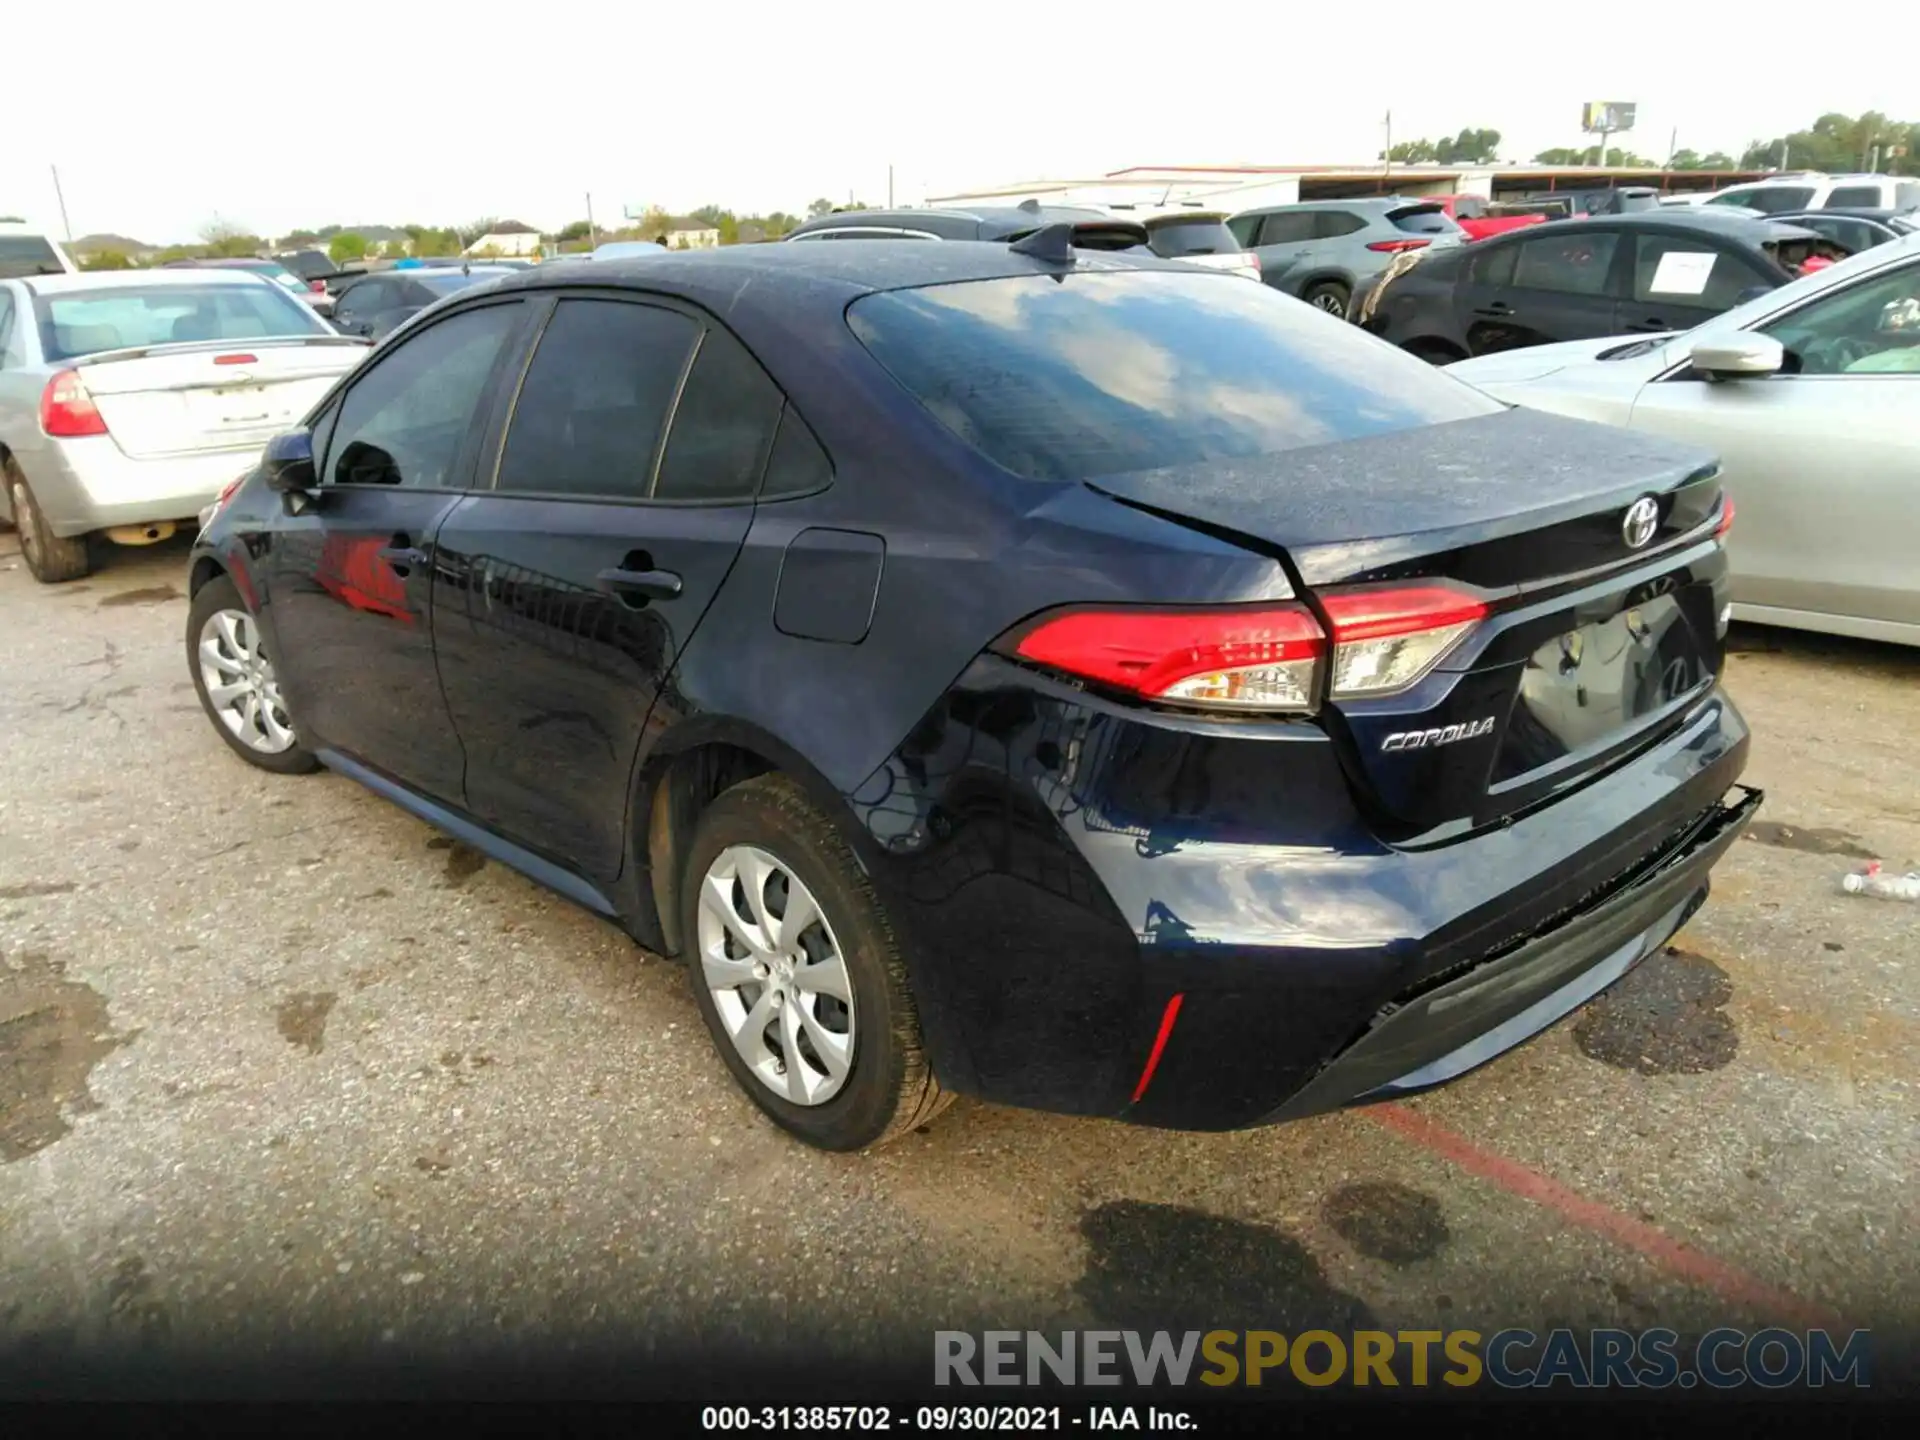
[{"left": 1622, "top": 496, "right": 1660, "bottom": 549}]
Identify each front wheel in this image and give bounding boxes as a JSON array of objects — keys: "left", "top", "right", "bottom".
[
  {"left": 187, "top": 574, "right": 320, "bottom": 774},
  {"left": 682, "top": 774, "right": 949, "bottom": 1151}
]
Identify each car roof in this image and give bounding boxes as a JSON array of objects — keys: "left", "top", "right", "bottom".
[
  {"left": 1540, "top": 210, "right": 1821, "bottom": 241},
  {"left": 1776, "top": 206, "right": 1908, "bottom": 222},
  {"left": 1231, "top": 196, "right": 1445, "bottom": 218},
  {"left": 19, "top": 268, "right": 280, "bottom": 295},
  {"left": 181, "top": 257, "right": 283, "bottom": 267},
  {"left": 482, "top": 238, "right": 1195, "bottom": 310},
  {"left": 789, "top": 204, "right": 1111, "bottom": 234}
]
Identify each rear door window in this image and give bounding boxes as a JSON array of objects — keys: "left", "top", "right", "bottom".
[
  {"left": 846, "top": 268, "right": 1498, "bottom": 483},
  {"left": 1315, "top": 211, "right": 1368, "bottom": 238},
  {"left": 1744, "top": 186, "right": 1817, "bottom": 214},
  {"left": 1511, "top": 230, "right": 1621, "bottom": 296},
  {"left": 1630, "top": 234, "right": 1773, "bottom": 309},
  {"left": 326, "top": 302, "right": 522, "bottom": 488},
  {"left": 654, "top": 324, "right": 785, "bottom": 502},
  {"left": 495, "top": 298, "right": 698, "bottom": 500},
  {"left": 1824, "top": 185, "right": 1881, "bottom": 208}
]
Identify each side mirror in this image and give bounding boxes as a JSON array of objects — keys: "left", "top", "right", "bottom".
[
  {"left": 262, "top": 429, "right": 317, "bottom": 492},
  {"left": 1690, "top": 333, "right": 1784, "bottom": 382}
]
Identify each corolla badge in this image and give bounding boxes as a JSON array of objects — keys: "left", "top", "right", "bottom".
[
  {"left": 1381, "top": 716, "right": 1496, "bottom": 752},
  {"left": 1622, "top": 495, "right": 1661, "bottom": 549}
]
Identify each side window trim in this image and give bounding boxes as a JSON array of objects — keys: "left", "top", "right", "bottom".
[{"left": 322, "top": 296, "right": 530, "bottom": 492}]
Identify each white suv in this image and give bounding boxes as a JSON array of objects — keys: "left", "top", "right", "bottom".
[
  {"left": 1701, "top": 173, "right": 1920, "bottom": 215},
  {"left": 0, "top": 222, "right": 76, "bottom": 278}
]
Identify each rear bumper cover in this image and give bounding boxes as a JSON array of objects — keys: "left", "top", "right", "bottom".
[
  {"left": 24, "top": 436, "right": 256, "bottom": 537},
  {"left": 1262, "top": 783, "right": 1761, "bottom": 1123}
]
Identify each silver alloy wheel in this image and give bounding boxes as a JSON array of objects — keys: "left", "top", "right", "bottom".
[
  {"left": 1311, "top": 291, "right": 1346, "bottom": 314},
  {"left": 197, "top": 608, "right": 298, "bottom": 754},
  {"left": 10, "top": 481, "right": 40, "bottom": 569},
  {"left": 698, "top": 844, "right": 855, "bottom": 1106}
]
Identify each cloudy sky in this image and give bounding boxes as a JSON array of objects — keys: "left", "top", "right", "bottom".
[{"left": 5, "top": 1, "right": 1910, "bottom": 244}]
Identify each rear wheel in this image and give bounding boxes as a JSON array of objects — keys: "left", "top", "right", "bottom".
[
  {"left": 1303, "top": 281, "right": 1351, "bottom": 318},
  {"left": 187, "top": 574, "right": 319, "bottom": 774},
  {"left": 682, "top": 773, "right": 949, "bottom": 1151},
  {"left": 5, "top": 462, "right": 91, "bottom": 583}
]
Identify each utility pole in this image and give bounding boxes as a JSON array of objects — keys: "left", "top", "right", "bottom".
[
  {"left": 49, "top": 164, "right": 72, "bottom": 241},
  {"left": 586, "top": 192, "right": 598, "bottom": 248},
  {"left": 1667, "top": 127, "right": 1678, "bottom": 167},
  {"left": 1778, "top": 140, "right": 1789, "bottom": 172},
  {"left": 1382, "top": 109, "right": 1393, "bottom": 183}
]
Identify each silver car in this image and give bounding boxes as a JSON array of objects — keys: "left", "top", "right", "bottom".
[
  {"left": 1227, "top": 198, "right": 1467, "bottom": 316},
  {"left": 1449, "top": 232, "right": 1920, "bottom": 647},
  {"left": 0, "top": 268, "right": 369, "bottom": 582}
]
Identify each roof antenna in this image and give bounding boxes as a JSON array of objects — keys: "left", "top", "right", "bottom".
[
  {"left": 1009, "top": 222, "right": 1077, "bottom": 264},
  {"left": 1017, "top": 197, "right": 1042, "bottom": 213}
]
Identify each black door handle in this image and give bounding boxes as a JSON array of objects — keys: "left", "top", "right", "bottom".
[{"left": 596, "top": 567, "right": 683, "bottom": 602}]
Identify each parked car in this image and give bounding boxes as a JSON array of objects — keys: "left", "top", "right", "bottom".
[
  {"left": 1358, "top": 211, "right": 1850, "bottom": 362},
  {"left": 1417, "top": 193, "right": 1549, "bottom": 241},
  {"left": 1449, "top": 232, "right": 1920, "bottom": 647},
  {"left": 165, "top": 256, "right": 335, "bottom": 318},
  {"left": 327, "top": 266, "right": 512, "bottom": 340},
  {"left": 1771, "top": 207, "right": 1917, "bottom": 256},
  {"left": 585, "top": 240, "right": 671, "bottom": 261},
  {"left": 1700, "top": 172, "right": 1920, "bottom": 214},
  {"left": 785, "top": 202, "right": 1151, "bottom": 253},
  {"left": 184, "top": 237, "right": 1758, "bottom": 1151},
  {"left": 0, "top": 269, "right": 368, "bottom": 582},
  {"left": 0, "top": 223, "right": 76, "bottom": 279},
  {"left": 273, "top": 249, "right": 336, "bottom": 283},
  {"left": 1226, "top": 199, "right": 1467, "bottom": 315},
  {"left": 1082, "top": 206, "right": 1260, "bottom": 278}
]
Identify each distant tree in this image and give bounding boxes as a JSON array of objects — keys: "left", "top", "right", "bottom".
[
  {"left": 382, "top": 239, "right": 410, "bottom": 259},
  {"left": 278, "top": 229, "right": 323, "bottom": 248},
  {"left": 807, "top": 197, "right": 836, "bottom": 218},
  {"left": 1668, "top": 149, "right": 1736, "bottom": 170},
  {"left": 673, "top": 234, "right": 691, "bottom": 250},
  {"left": 199, "top": 216, "right": 264, "bottom": 258},
  {"left": 761, "top": 211, "right": 800, "bottom": 238},
  {"left": 556, "top": 219, "right": 594, "bottom": 242},
  {"left": 1382, "top": 128, "right": 1501, "bottom": 165},
  {"left": 459, "top": 217, "right": 501, "bottom": 247},
  {"left": 79, "top": 250, "right": 132, "bottom": 271},
  {"left": 0, "top": 214, "right": 23, "bottom": 223},
  {"left": 1532, "top": 145, "right": 1656, "bottom": 167},
  {"left": 328, "top": 232, "right": 369, "bottom": 264},
  {"left": 1738, "top": 110, "right": 1917, "bottom": 174},
  {"left": 717, "top": 214, "right": 741, "bottom": 245}
]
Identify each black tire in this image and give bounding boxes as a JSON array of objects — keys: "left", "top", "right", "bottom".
[
  {"left": 681, "top": 773, "right": 950, "bottom": 1151},
  {"left": 5, "top": 461, "right": 91, "bottom": 583},
  {"left": 186, "top": 574, "right": 320, "bottom": 775},
  {"left": 1302, "top": 281, "right": 1351, "bottom": 318},
  {"left": 1404, "top": 339, "right": 1466, "bottom": 367}
]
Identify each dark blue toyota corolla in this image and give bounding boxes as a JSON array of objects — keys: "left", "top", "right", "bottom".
[{"left": 186, "top": 237, "right": 1760, "bottom": 1151}]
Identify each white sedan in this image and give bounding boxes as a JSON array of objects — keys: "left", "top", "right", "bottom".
[{"left": 1448, "top": 234, "right": 1920, "bottom": 648}]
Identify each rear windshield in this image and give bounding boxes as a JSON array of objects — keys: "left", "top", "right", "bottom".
[
  {"left": 846, "top": 269, "right": 1500, "bottom": 483},
  {"left": 36, "top": 283, "right": 327, "bottom": 361},
  {"left": 0, "top": 236, "right": 65, "bottom": 279},
  {"left": 1146, "top": 220, "right": 1241, "bottom": 257},
  {"left": 1388, "top": 205, "right": 1462, "bottom": 235}
]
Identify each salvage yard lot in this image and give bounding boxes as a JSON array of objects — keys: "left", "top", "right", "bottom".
[{"left": 1, "top": 533, "right": 1915, "bottom": 1394}]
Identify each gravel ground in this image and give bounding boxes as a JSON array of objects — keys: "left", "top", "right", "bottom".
[{"left": 1, "top": 533, "right": 1914, "bottom": 1399}]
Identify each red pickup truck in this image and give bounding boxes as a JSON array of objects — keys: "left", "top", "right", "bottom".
[{"left": 1418, "top": 194, "right": 1549, "bottom": 241}]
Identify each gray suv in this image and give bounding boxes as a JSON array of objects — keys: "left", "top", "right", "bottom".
[{"left": 1227, "top": 199, "right": 1466, "bottom": 315}]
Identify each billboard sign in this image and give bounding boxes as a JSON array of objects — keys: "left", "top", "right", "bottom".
[{"left": 1581, "top": 102, "right": 1637, "bottom": 133}]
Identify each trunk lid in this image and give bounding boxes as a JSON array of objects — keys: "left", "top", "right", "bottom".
[
  {"left": 78, "top": 338, "right": 365, "bottom": 460},
  {"left": 1087, "top": 408, "right": 1732, "bottom": 838}
]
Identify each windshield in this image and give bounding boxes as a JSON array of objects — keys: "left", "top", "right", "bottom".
[
  {"left": 36, "top": 283, "right": 329, "bottom": 361},
  {"left": 1146, "top": 220, "right": 1241, "bottom": 258},
  {"left": 847, "top": 269, "right": 1500, "bottom": 483},
  {"left": 0, "top": 235, "right": 65, "bottom": 279}
]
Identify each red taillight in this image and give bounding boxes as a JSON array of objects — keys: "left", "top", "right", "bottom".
[
  {"left": 1319, "top": 583, "right": 1487, "bottom": 698},
  {"left": 1001, "top": 584, "right": 1491, "bottom": 712},
  {"left": 1715, "top": 496, "right": 1736, "bottom": 538},
  {"left": 213, "top": 353, "right": 258, "bottom": 366},
  {"left": 1006, "top": 604, "right": 1326, "bottom": 713},
  {"left": 1367, "top": 238, "right": 1432, "bottom": 253},
  {"left": 39, "top": 370, "right": 107, "bottom": 438},
  {"left": 309, "top": 280, "right": 327, "bottom": 293}
]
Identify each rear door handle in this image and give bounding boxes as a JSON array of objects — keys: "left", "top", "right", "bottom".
[{"left": 596, "top": 567, "right": 683, "bottom": 602}]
